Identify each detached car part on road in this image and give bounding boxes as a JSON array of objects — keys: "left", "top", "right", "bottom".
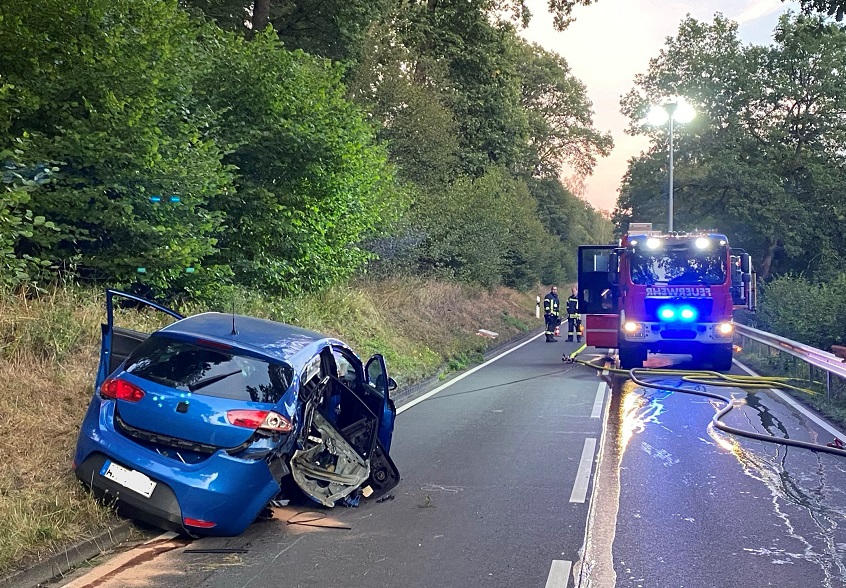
[{"left": 74, "top": 290, "right": 400, "bottom": 536}]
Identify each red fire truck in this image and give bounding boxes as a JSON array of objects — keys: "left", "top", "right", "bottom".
[{"left": 577, "top": 223, "right": 756, "bottom": 371}]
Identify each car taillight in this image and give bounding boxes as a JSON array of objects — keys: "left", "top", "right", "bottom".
[
  {"left": 100, "top": 378, "right": 145, "bottom": 403},
  {"left": 226, "top": 410, "right": 293, "bottom": 433},
  {"left": 183, "top": 517, "right": 216, "bottom": 528}
]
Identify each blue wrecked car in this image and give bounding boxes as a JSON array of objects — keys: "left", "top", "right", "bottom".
[{"left": 74, "top": 290, "right": 400, "bottom": 536}]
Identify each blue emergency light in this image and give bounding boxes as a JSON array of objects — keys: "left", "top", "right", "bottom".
[{"left": 657, "top": 304, "right": 698, "bottom": 322}]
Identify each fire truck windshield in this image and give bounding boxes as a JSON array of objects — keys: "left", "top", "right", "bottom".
[{"left": 629, "top": 243, "right": 727, "bottom": 286}]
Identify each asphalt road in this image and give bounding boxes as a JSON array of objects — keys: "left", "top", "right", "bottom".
[
  {"left": 583, "top": 356, "right": 846, "bottom": 588},
  {"left": 55, "top": 342, "right": 846, "bottom": 588},
  {"left": 58, "top": 333, "right": 608, "bottom": 588}
]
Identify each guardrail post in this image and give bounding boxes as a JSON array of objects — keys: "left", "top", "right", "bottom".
[
  {"left": 827, "top": 370, "right": 832, "bottom": 401},
  {"left": 536, "top": 296, "right": 540, "bottom": 319}
]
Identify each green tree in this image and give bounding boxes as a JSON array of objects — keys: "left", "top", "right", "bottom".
[
  {"left": 0, "top": 156, "right": 59, "bottom": 287},
  {"left": 196, "top": 29, "right": 400, "bottom": 293},
  {"left": 182, "top": 0, "right": 396, "bottom": 63},
  {"left": 618, "top": 14, "right": 846, "bottom": 280},
  {"left": 0, "top": 0, "right": 229, "bottom": 289},
  {"left": 793, "top": 0, "right": 846, "bottom": 20},
  {"left": 517, "top": 42, "right": 612, "bottom": 178},
  {"left": 406, "top": 1, "right": 529, "bottom": 176},
  {"left": 348, "top": 23, "right": 459, "bottom": 190},
  {"left": 413, "top": 168, "right": 545, "bottom": 287}
]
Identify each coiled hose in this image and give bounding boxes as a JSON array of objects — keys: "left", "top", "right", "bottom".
[{"left": 563, "top": 343, "right": 846, "bottom": 457}]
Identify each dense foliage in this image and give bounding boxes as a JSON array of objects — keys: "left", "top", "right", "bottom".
[
  {"left": 1, "top": 0, "right": 612, "bottom": 296},
  {"left": 754, "top": 274, "right": 846, "bottom": 350}
]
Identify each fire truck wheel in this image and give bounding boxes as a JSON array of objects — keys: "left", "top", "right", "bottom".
[
  {"left": 710, "top": 344, "right": 733, "bottom": 372},
  {"left": 619, "top": 345, "right": 645, "bottom": 370}
]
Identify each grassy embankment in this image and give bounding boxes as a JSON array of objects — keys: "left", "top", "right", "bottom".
[{"left": 0, "top": 278, "right": 538, "bottom": 575}]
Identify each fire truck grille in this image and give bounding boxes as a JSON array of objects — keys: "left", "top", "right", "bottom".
[{"left": 660, "top": 329, "right": 697, "bottom": 340}]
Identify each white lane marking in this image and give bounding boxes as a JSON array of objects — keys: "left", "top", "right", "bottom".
[
  {"left": 735, "top": 359, "right": 846, "bottom": 439},
  {"left": 591, "top": 382, "right": 607, "bottom": 418},
  {"left": 544, "top": 559, "right": 572, "bottom": 588},
  {"left": 570, "top": 437, "right": 597, "bottom": 503},
  {"left": 397, "top": 333, "right": 545, "bottom": 414}
]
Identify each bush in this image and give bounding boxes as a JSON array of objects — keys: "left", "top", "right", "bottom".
[{"left": 756, "top": 273, "right": 846, "bottom": 350}]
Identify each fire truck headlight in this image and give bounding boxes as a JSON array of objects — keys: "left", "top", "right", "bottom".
[
  {"left": 646, "top": 238, "right": 661, "bottom": 249},
  {"left": 717, "top": 322, "right": 734, "bottom": 335},
  {"left": 695, "top": 237, "right": 710, "bottom": 250},
  {"left": 623, "top": 321, "right": 640, "bottom": 334}
]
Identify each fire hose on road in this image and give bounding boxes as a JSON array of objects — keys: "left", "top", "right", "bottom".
[{"left": 563, "top": 343, "right": 846, "bottom": 458}]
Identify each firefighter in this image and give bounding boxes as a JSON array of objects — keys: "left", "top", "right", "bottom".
[
  {"left": 567, "top": 287, "right": 582, "bottom": 343},
  {"left": 543, "top": 286, "right": 561, "bottom": 343}
]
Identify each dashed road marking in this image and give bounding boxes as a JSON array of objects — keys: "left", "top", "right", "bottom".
[
  {"left": 570, "top": 437, "right": 597, "bottom": 503},
  {"left": 544, "top": 559, "right": 572, "bottom": 587},
  {"left": 591, "top": 381, "right": 607, "bottom": 418}
]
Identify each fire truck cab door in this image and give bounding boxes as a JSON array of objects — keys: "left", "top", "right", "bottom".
[{"left": 578, "top": 245, "right": 620, "bottom": 348}]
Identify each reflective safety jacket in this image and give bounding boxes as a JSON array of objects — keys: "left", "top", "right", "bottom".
[
  {"left": 567, "top": 295, "right": 579, "bottom": 318},
  {"left": 543, "top": 291, "right": 560, "bottom": 316}
]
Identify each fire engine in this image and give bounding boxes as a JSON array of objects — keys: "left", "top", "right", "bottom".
[{"left": 577, "top": 223, "right": 756, "bottom": 371}]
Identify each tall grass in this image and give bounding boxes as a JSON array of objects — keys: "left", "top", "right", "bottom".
[{"left": 0, "top": 278, "right": 538, "bottom": 574}]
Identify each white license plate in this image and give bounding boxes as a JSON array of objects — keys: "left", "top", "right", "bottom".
[{"left": 100, "top": 460, "right": 157, "bottom": 498}]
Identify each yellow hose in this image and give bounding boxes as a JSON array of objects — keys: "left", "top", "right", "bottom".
[{"left": 562, "top": 346, "right": 846, "bottom": 456}]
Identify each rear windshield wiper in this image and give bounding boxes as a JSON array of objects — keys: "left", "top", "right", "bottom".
[{"left": 189, "top": 369, "right": 242, "bottom": 392}]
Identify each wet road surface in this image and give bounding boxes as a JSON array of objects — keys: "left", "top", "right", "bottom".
[{"left": 583, "top": 356, "right": 846, "bottom": 588}]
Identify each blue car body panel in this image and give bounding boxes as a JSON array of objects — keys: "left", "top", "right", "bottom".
[
  {"left": 75, "top": 400, "right": 280, "bottom": 535},
  {"left": 114, "top": 371, "right": 297, "bottom": 449}
]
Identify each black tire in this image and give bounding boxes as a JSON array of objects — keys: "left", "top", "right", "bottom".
[
  {"left": 709, "top": 344, "right": 733, "bottom": 372},
  {"left": 619, "top": 345, "right": 644, "bottom": 369}
]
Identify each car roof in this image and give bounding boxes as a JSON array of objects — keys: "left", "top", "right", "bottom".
[{"left": 157, "top": 312, "right": 347, "bottom": 371}]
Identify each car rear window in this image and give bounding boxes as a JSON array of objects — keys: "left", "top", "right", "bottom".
[{"left": 122, "top": 337, "right": 294, "bottom": 404}]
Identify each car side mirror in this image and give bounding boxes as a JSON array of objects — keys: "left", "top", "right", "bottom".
[{"left": 388, "top": 377, "right": 397, "bottom": 391}]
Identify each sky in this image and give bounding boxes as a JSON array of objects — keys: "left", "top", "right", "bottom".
[{"left": 520, "top": 0, "right": 802, "bottom": 212}]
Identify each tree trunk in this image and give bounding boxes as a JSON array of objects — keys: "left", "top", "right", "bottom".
[
  {"left": 252, "top": 0, "right": 271, "bottom": 35},
  {"left": 758, "top": 235, "right": 778, "bottom": 280}
]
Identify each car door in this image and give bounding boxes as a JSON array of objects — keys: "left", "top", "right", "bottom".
[
  {"left": 578, "top": 245, "right": 621, "bottom": 348},
  {"left": 290, "top": 348, "right": 400, "bottom": 505},
  {"left": 364, "top": 354, "right": 396, "bottom": 452},
  {"left": 96, "top": 289, "right": 184, "bottom": 389},
  {"left": 361, "top": 354, "right": 401, "bottom": 501}
]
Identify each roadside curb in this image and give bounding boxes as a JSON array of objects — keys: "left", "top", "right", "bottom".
[{"left": 0, "top": 521, "right": 135, "bottom": 588}]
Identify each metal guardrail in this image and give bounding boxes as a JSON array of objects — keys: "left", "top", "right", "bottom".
[{"left": 734, "top": 323, "right": 846, "bottom": 398}]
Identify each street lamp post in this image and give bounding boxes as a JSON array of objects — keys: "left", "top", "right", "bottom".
[{"left": 648, "top": 99, "right": 694, "bottom": 233}]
